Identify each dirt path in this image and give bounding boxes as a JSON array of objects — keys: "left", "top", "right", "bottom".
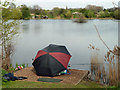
[{"left": 14, "top": 67, "right": 89, "bottom": 85}]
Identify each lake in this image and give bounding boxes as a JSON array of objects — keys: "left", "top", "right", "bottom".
[{"left": 11, "top": 19, "right": 118, "bottom": 70}]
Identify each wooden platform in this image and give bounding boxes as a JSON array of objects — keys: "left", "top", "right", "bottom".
[{"left": 14, "top": 67, "right": 89, "bottom": 85}]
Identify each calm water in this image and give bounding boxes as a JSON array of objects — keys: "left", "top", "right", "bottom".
[{"left": 11, "top": 19, "right": 118, "bottom": 70}]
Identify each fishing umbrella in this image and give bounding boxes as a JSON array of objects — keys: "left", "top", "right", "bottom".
[{"left": 32, "top": 44, "right": 71, "bottom": 77}]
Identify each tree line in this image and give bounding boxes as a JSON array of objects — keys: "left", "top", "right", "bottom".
[
  {"left": 21, "top": 4, "right": 120, "bottom": 19},
  {"left": 2, "top": 3, "right": 120, "bottom": 20}
]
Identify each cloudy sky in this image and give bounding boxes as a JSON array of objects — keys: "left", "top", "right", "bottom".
[{"left": 2, "top": 0, "right": 120, "bottom": 9}]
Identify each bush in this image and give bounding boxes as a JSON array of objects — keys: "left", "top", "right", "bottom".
[
  {"left": 104, "top": 10, "right": 111, "bottom": 17},
  {"left": 2, "top": 69, "right": 8, "bottom": 76},
  {"left": 87, "top": 10, "right": 95, "bottom": 18},
  {"left": 97, "top": 11, "right": 105, "bottom": 18},
  {"left": 65, "top": 10, "right": 72, "bottom": 19},
  {"left": 113, "top": 9, "right": 120, "bottom": 19},
  {"left": 73, "top": 14, "right": 80, "bottom": 18},
  {"left": 60, "top": 14, "right": 64, "bottom": 19},
  {"left": 2, "top": 68, "right": 8, "bottom": 84},
  {"left": 21, "top": 5, "right": 31, "bottom": 19}
]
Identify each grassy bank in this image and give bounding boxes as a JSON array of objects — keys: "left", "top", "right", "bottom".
[
  {"left": 1, "top": 64, "right": 118, "bottom": 89},
  {"left": 2, "top": 80, "right": 117, "bottom": 88}
]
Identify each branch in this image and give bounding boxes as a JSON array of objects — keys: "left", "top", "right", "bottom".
[
  {"left": 112, "top": 2, "right": 119, "bottom": 7},
  {"left": 94, "top": 25, "right": 112, "bottom": 52}
]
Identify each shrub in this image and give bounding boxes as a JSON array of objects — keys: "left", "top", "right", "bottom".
[
  {"left": 113, "top": 9, "right": 120, "bottom": 19},
  {"left": 2, "top": 68, "right": 8, "bottom": 84},
  {"left": 65, "top": 10, "right": 72, "bottom": 19}
]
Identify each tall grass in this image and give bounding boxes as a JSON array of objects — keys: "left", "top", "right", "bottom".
[
  {"left": 104, "top": 46, "right": 119, "bottom": 85},
  {"left": 88, "top": 44, "right": 119, "bottom": 86}
]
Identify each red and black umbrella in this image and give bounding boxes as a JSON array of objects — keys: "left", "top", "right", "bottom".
[{"left": 32, "top": 44, "right": 71, "bottom": 77}]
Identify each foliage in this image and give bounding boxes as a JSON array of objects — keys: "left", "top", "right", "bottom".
[
  {"left": 2, "top": 68, "right": 8, "bottom": 84},
  {"left": 26, "top": 64, "right": 29, "bottom": 67},
  {"left": 15, "top": 62, "right": 18, "bottom": 68},
  {"left": 7, "top": 66, "right": 15, "bottom": 73},
  {"left": 30, "top": 5, "right": 42, "bottom": 15},
  {"left": 97, "top": 11, "right": 106, "bottom": 18},
  {"left": 47, "top": 11, "right": 55, "bottom": 18},
  {"left": 84, "top": 10, "right": 95, "bottom": 18},
  {"left": 2, "top": 6, "right": 22, "bottom": 20},
  {"left": 64, "top": 10, "right": 72, "bottom": 19},
  {"left": 0, "top": 3, "right": 119, "bottom": 20},
  {"left": 33, "top": 5, "right": 41, "bottom": 15},
  {"left": 20, "top": 5, "right": 30, "bottom": 19},
  {"left": 2, "top": 68, "right": 8, "bottom": 76},
  {"left": 0, "top": 1, "right": 22, "bottom": 68},
  {"left": 110, "top": 12, "right": 114, "bottom": 17},
  {"left": 87, "top": 10, "right": 95, "bottom": 18},
  {"left": 60, "top": 14, "right": 64, "bottom": 19},
  {"left": 97, "top": 10, "right": 111, "bottom": 18},
  {"left": 52, "top": 7, "right": 61, "bottom": 16},
  {"left": 113, "top": 9, "right": 120, "bottom": 19},
  {"left": 10, "top": 8, "right": 22, "bottom": 19}
]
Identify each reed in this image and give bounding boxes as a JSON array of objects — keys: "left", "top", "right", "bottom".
[
  {"left": 88, "top": 44, "right": 102, "bottom": 82},
  {"left": 104, "top": 46, "right": 119, "bottom": 85},
  {"left": 92, "top": 25, "right": 120, "bottom": 86},
  {"left": 89, "top": 44, "right": 120, "bottom": 85}
]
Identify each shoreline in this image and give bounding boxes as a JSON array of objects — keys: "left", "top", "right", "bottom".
[
  {"left": 23, "top": 18, "right": 115, "bottom": 20},
  {"left": 14, "top": 67, "right": 89, "bottom": 85}
]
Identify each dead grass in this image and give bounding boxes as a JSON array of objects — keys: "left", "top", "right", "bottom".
[
  {"left": 89, "top": 44, "right": 120, "bottom": 86},
  {"left": 104, "top": 46, "right": 119, "bottom": 85}
]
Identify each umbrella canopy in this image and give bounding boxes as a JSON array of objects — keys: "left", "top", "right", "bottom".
[{"left": 32, "top": 44, "right": 71, "bottom": 77}]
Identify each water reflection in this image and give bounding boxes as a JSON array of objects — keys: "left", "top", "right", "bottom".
[
  {"left": 33, "top": 20, "right": 42, "bottom": 34},
  {"left": 22, "top": 21, "right": 30, "bottom": 33}
]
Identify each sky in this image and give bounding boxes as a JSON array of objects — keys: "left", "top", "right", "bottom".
[{"left": 2, "top": 0, "right": 120, "bottom": 9}]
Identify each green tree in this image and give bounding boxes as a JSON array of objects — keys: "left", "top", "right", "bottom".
[
  {"left": 113, "top": 9, "right": 120, "bottom": 19},
  {"left": 84, "top": 10, "right": 95, "bottom": 18},
  {"left": 97, "top": 11, "right": 105, "bottom": 18},
  {"left": 59, "top": 8, "right": 67, "bottom": 15},
  {"left": 65, "top": 10, "right": 72, "bottom": 19},
  {"left": 87, "top": 10, "right": 95, "bottom": 18},
  {"left": 48, "top": 11, "right": 55, "bottom": 18},
  {"left": 60, "top": 14, "right": 64, "bottom": 19},
  {"left": 52, "top": 7, "right": 61, "bottom": 16},
  {"left": 110, "top": 12, "right": 114, "bottom": 17},
  {"left": 41, "top": 9, "right": 48, "bottom": 15},
  {"left": 97, "top": 10, "right": 111, "bottom": 18},
  {"left": 21, "top": 5, "right": 30, "bottom": 19},
  {"left": 104, "top": 10, "right": 111, "bottom": 17},
  {"left": 0, "top": 1, "right": 22, "bottom": 68},
  {"left": 10, "top": 8, "right": 22, "bottom": 19},
  {"left": 33, "top": 5, "right": 41, "bottom": 15},
  {"left": 80, "top": 8, "right": 88, "bottom": 14}
]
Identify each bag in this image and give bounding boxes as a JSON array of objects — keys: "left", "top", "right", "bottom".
[{"left": 3, "top": 73, "right": 27, "bottom": 81}]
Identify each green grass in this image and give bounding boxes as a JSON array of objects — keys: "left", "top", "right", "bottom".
[{"left": 2, "top": 80, "right": 116, "bottom": 88}]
